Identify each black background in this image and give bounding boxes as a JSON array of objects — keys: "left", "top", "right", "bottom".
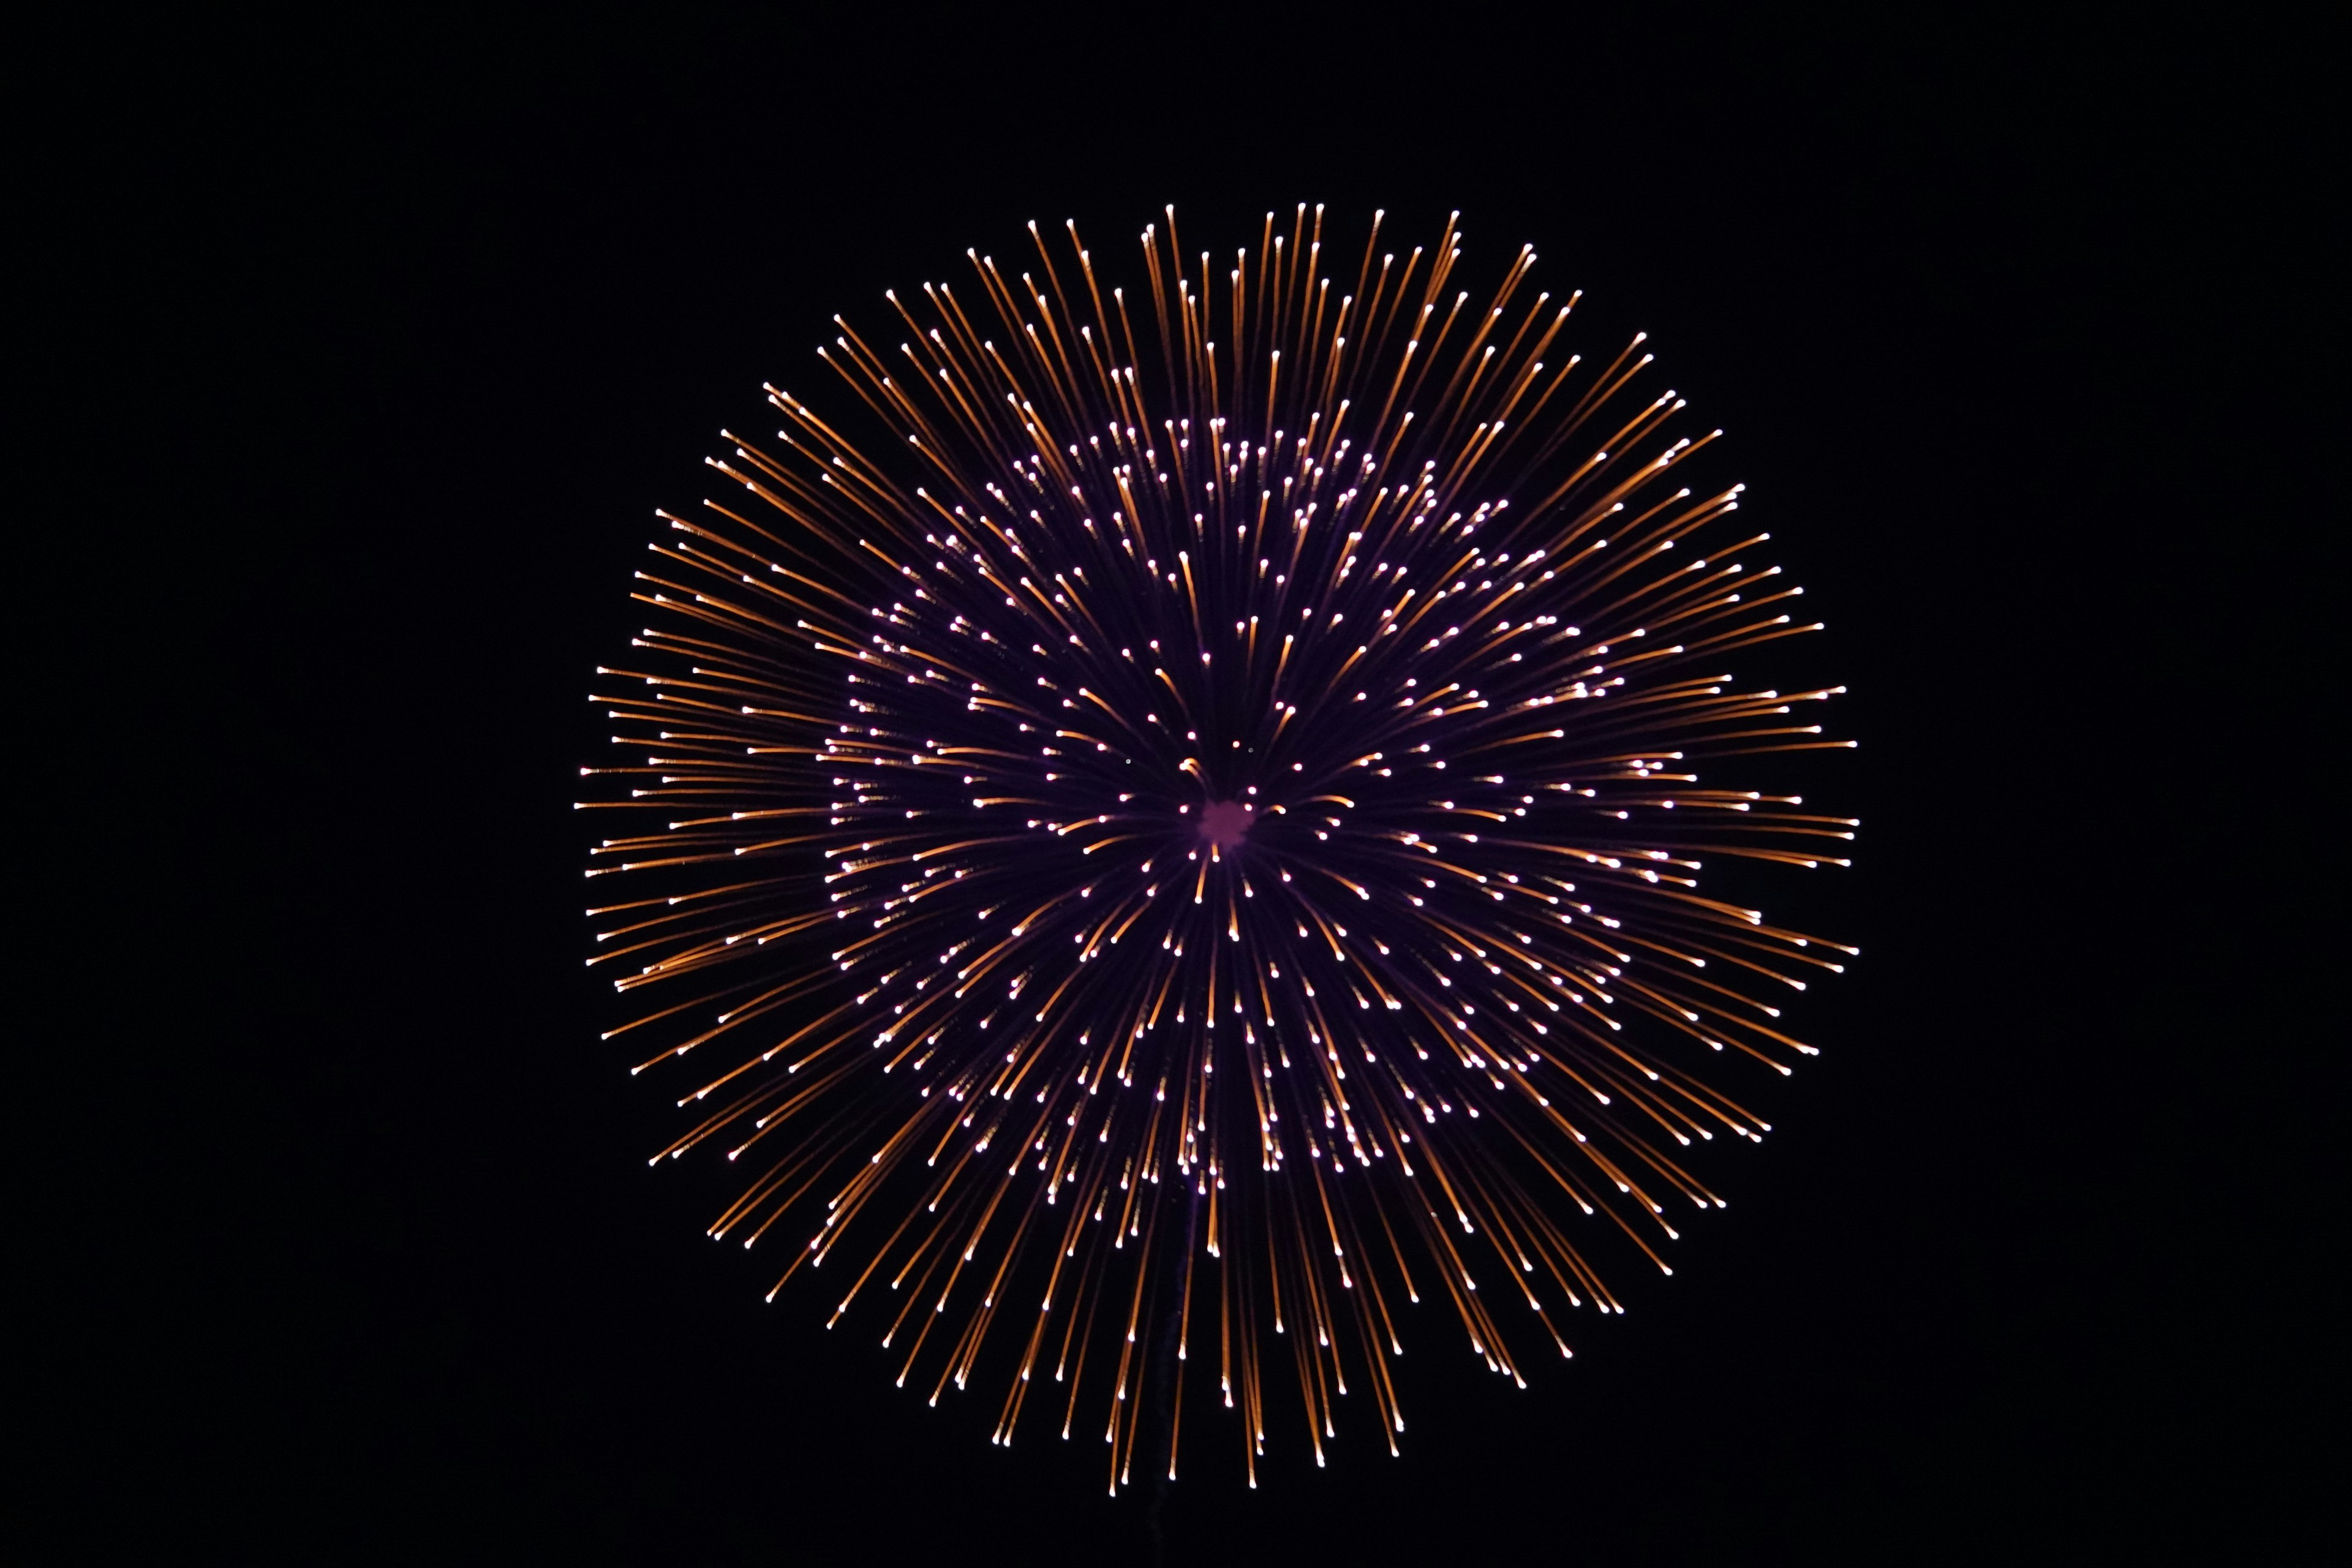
[{"left": 72, "top": 10, "right": 2328, "bottom": 1564}]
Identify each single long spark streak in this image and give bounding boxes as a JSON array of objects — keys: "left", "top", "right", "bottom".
[{"left": 586, "top": 206, "right": 1856, "bottom": 1490}]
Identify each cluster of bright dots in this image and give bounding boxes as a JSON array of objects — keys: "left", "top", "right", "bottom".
[{"left": 581, "top": 206, "right": 1855, "bottom": 1491}]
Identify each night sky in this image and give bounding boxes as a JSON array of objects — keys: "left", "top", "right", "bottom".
[{"left": 94, "top": 13, "right": 2323, "bottom": 1564}]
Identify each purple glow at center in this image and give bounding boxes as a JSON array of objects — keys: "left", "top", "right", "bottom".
[{"left": 1197, "top": 799, "right": 1254, "bottom": 849}]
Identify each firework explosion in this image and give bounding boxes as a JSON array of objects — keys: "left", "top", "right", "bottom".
[{"left": 582, "top": 206, "right": 1855, "bottom": 1491}]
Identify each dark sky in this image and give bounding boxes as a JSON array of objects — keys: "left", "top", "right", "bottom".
[{"left": 96, "top": 12, "right": 2324, "bottom": 1564}]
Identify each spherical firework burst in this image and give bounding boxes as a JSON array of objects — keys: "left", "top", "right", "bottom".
[{"left": 582, "top": 206, "right": 1856, "bottom": 1491}]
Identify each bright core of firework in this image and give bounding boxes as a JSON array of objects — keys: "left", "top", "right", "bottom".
[{"left": 582, "top": 206, "right": 1855, "bottom": 1492}]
